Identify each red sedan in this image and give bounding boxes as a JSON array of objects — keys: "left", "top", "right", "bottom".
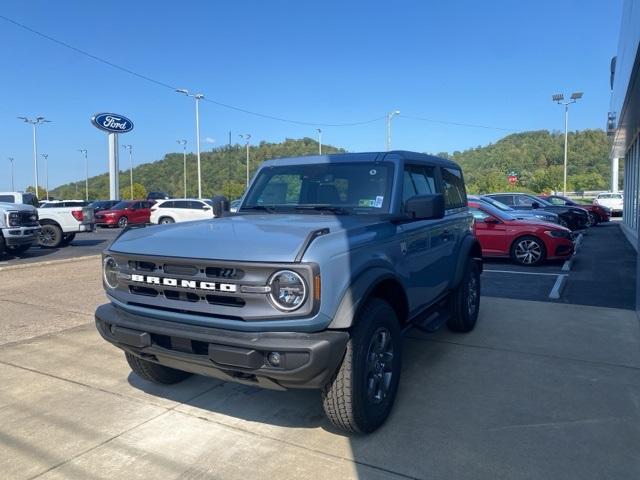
[
  {"left": 95, "top": 200, "right": 154, "bottom": 228},
  {"left": 538, "top": 195, "right": 610, "bottom": 225},
  {"left": 469, "top": 201, "right": 574, "bottom": 266}
]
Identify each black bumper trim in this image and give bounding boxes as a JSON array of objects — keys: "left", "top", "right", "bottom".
[{"left": 95, "top": 303, "right": 349, "bottom": 390}]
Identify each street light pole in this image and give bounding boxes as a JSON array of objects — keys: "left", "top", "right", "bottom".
[
  {"left": 552, "top": 92, "right": 583, "bottom": 196},
  {"left": 18, "top": 116, "right": 50, "bottom": 198},
  {"left": 386, "top": 110, "right": 400, "bottom": 151},
  {"left": 316, "top": 128, "right": 322, "bottom": 155},
  {"left": 122, "top": 145, "right": 134, "bottom": 199},
  {"left": 239, "top": 134, "right": 252, "bottom": 187},
  {"left": 78, "top": 149, "right": 88, "bottom": 201},
  {"left": 8, "top": 158, "right": 14, "bottom": 191},
  {"left": 177, "top": 139, "right": 187, "bottom": 197},
  {"left": 176, "top": 89, "right": 205, "bottom": 198},
  {"left": 41, "top": 154, "right": 49, "bottom": 200}
]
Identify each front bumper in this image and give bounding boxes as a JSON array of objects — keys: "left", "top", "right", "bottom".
[
  {"left": 2, "top": 226, "right": 40, "bottom": 246},
  {"left": 95, "top": 302, "right": 349, "bottom": 390}
]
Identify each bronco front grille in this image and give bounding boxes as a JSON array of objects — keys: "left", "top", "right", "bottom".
[{"left": 108, "top": 252, "right": 317, "bottom": 322}]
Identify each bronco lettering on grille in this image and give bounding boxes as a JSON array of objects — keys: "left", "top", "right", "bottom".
[{"left": 130, "top": 274, "right": 237, "bottom": 292}]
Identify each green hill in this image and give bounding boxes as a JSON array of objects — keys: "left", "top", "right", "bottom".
[{"left": 51, "top": 130, "right": 613, "bottom": 200}]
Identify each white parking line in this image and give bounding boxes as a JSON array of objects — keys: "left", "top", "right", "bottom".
[
  {"left": 548, "top": 274, "right": 568, "bottom": 299},
  {"left": 483, "top": 269, "right": 562, "bottom": 277}
]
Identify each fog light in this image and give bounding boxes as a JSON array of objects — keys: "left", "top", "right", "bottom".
[{"left": 267, "top": 352, "right": 282, "bottom": 367}]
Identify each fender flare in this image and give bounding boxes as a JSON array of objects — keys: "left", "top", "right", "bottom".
[
  {"left": 327, "top": 267, "right": 405, "bottom": 330},
  {"left": 453, "top": 234, "right": 483, "bottom": 287}
]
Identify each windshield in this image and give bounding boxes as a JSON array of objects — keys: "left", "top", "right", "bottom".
[
  {"left": 473, "top": 202, "right": 516, "bottom": 221},
  {"left": 599, "top": 193, "right": 623, "bottom": 199},
  {"left": 480, "top": 196, "right": 514, "bottom": 212},
  {"left": 242, "top": 162, "right": 394, "bottom": 214}
]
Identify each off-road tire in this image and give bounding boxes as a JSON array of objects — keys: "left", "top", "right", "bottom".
[
  {"left": 321, "top": 298, "right": 402, "bottom": 434},
  {"left": 447, "top": 258, "right": 481, "bottom": 332},
  {"left": 159, "top": 217, "right": 175, "bottom": 224},
  {"left": 60, "top": 233, "right": 76, "bottom": 246},
  {"left": 125, "top": 352, "right": 192, "bottom": 384},
  {"left": 39, "top": 224, "right": 63, "bottom": 248}
]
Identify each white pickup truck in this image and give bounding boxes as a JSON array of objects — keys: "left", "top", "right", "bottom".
[
  {"left": 0, "top": 202, "right": 40, "bottom": 256},
  {"left": 0, "top": 192, "right": 95, "bottom": 248}
]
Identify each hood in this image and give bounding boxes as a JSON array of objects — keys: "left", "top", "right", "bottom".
[
  {"left": 108, "top": 214, "right": 382, "bottom": 262},
  {"left": 0, "top": 202, "right": 35, "bottom": 212},
  {"left": 507, "top": 218, "right": 570, "bottom": 230}
]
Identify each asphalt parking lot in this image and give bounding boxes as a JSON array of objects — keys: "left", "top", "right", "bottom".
[{"left": 0, "top": 221, "right": 638, "bottom": 479}]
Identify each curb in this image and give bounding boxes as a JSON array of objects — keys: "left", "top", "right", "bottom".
[
  {"left": 0, "top": 254, "right": 100, "bottom": 272},
  {"left": 549, "top": 274, "right": 568, "bottom": 299},
  {"left": 562, "top": 233, "right": 584, "bottom": 272}
]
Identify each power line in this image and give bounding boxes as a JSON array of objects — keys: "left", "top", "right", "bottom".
[{"left": 400, "top": 114, "right": 518, "bottom": 132}]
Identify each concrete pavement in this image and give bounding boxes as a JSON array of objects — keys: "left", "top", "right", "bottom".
[{"left": 1, "top": 258, "right": 639, "bottom": 479}]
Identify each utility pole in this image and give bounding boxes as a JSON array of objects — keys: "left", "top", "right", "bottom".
[
  {"left": 386, "top": 110, "right": 400, "bottom": 151},
  {"left": 239, "top": 134, "right": 252, "bottom": 187},
  {"left": 8, "top": 158, "right": 14, "bottom": 191},
  {"left": 552, "top": 92, "right": 583, "bottom": 196},
  {"left": 317, "top": 128, "right": 322, "bottom": 155},
  {"left": 18, "top": 116, "right": 50, "bottom": 198},
  {"left": 176, "top": 89, "right": 204, "bottom": 198},
  {"left": 177, "top": 139, "right": 187, "bottom": 197},
  {"left": 122, "top": 145, "right": 134, "bottom": 199},
  {"left": 41, "top": 153, "right": 49, "bottom": 200},
  {"left": 78, "top": 149, "right": 88, "bottom": 201}
]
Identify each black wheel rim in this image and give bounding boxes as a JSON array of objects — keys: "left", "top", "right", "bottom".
[
  {"left": 39, "top": 227, "right": 55, "bottom": 247},
  {"left": 467, "top": 269, "right": 479, "bottom": 317},
  {"left": 365, "top": 327, "right": 394, "bottom": 405}
]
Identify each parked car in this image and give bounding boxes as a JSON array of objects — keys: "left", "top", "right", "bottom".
[
  {"left": 0, "top": 202, "right": 40, "bottom": 256},
  {"left": 150, "top": 199, "right": 216, "bottom": 224},
  {"left": 469, "top": 200, "right": 574, "bottom": 266},
  {"left": 538, "top": 195, "right": 610, "bottom": 225},
  {"left": 593, "top": 192, "right": 623, "bottom": 216},
  {"left": 0, "top": 191, "right": 95, "bottom": 248},
  {"left": 147, "top": 191, "right": 171, "bottom": 201},
  {"left": 95, "top": 200, "right": 154, "bottom": 228},
  {"left": 87, "top": 200, "right": 120, "bottom": 215},
  {"left": 95, "top": 151, "right": 483, "bottom": 434},
  {"left": 484, "top": 193, "right": 589, "bottom": 231},
  {"left": 468, "top": 195, "right": 559, "bottom": 224}
]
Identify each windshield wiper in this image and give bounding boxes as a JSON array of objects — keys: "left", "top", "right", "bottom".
[
  {"left": 240, "top": 205, "right": 276, "bottom": 213},
  {"left": 294, "top": 205, "right": 349, "bottom": 215}
]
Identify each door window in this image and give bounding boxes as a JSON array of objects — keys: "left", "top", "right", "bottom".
[
  {"left": 0, "top": 195, "right": 16, "bottom": 203},
  {"left": 469, "top": 207, "right": 489, "bottom": 221},
  {"left": 403, "top": 165, "right": 437, "bottom": 203},
  {"left": 514, "top": 195, "right": 535, "bottom": 207},
  {"left": 492, "top": 195, "right": 514, "bottom": 206},
  {"left": 441, "top": 167, "right": 466, "bottom": 209},
  {"left": 173, "top": 200, "right": 191, "bottom": 209}
]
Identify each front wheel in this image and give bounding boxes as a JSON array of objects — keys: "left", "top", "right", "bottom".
[
  {"left": 321, "top": 298, "right": 402, "bottom": 434},
  {"left": 125, "top": 352, "right": 192, "bottom": 384},
  {"left": 587, "top": 212, "right": 597, "bottom": 226},
  {"left": 511, "top": 235, "right": 546, "bottom": 266},
  {"left": 118, "top": 216, "right": 128, "bottom": 228}
]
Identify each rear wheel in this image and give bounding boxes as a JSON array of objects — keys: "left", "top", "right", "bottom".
[
  {"left": 447, "top": 258, "right": 481, "bottom": 332},
  {"left": 159, "top": 217, "right": 175, "bottom": 224},
  {"left": 118, "top": 216, "right": 128, "bottom": 228},
  {"left": 39, "top": 224, "right": 63, "bottom": 248},
  {"left": 321, "top": 298, "right": 402, "bottom": 434},
  {"left": 511, "top": 235, "right": 546, "bottom": 266},
  {"left": 125, "top": 352, "right": 192, "bottom": 384}
]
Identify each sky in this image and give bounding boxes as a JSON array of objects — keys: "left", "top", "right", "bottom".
[{"left": 0, "top": 0, "right": 624, "bottom": 192}]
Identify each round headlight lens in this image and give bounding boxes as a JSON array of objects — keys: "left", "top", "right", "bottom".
[
  {"left": 103, "top": 256, "right": 119, "bottom": 289},
  {"left": 268, "top": 270, "right": 307, "bottom": 311}
]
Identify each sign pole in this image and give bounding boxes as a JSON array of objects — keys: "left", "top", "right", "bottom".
[{"left": 108, "top": 133, "right": 120, "bottom": 200}]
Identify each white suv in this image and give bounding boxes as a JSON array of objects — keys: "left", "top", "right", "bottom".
[{"left": 150, "top": 199, "right": 215, "bottom": 224}]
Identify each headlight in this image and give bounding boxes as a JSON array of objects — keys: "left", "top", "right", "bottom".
[
  {"left": 268, "top": 270, "right": 307, "bottom": 311},
  {"left": 7, "top": 212, "right": 20, "bottom": 226},
  {"left": 103, "top": 256, "right": 120, "bottom": 289},
  {"left": 544, "top": 230, "right": 571, "bottom": 239}
]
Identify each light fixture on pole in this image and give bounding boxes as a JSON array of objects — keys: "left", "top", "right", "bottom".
[
  {"left": 8, "top": 158, "right": 15, "bottom": 191},
  {"left": 78, "top": 149, "right": 89, "bottom": 201},
  {"left": 386, "top": 110, "right": 400, "bottom": 151},
  {"left": 40, "top": 153, "right": 50, "bottom": 201},
  {"left": 177, "top": 139, "right": 187, "bottom": 197},
  {"left": 176, "top": 89, "right": 205, "bottom": 198},
  {"left": 122, "top": 144, "right": 134, "bottom": 199},
  {"left": 18, "top": 116, "right": 50, "bottom": 198},
  {"left": 239, "top": 134, "right": 252, "bottom": 187},
  {"left": 316, "top": 128, "right": 322, "bottom": 155},
  {"left": 552, "top": 92, "right": 583, "bottom": 195}
]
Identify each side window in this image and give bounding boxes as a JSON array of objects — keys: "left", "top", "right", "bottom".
[
  {"left": 469, "top": 207, "right": 489, "bottom": 220},
  {"left": 493, "top": 195, "right": 513, "bottom": 206},
  {"left": 189, "top": 201, "right": 205, "bottom": 209},
  {"left": 160, "top": 201, "right": 174, "bottom": 209},
  {"left": 0, "top": 195, "right": 16, "bottom": 203},
  {"left": 173, "top": 200, "right": 190, "bottom": 209},
  {"left": 441, "top": 167, "right": 466, "bottom": 209},
  {"left": 403, "top": 165, "right": 437, "bottom": 203},
  {"left": 514, "top": 195, "right": 534, "bottom": 207}
]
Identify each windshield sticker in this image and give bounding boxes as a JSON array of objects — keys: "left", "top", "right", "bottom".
[
  {"left": 359, "top": 199, "right": 376, "bottom": 207},
  {"left": 374, "top": 196, "right": 384, "bottom": 208}
]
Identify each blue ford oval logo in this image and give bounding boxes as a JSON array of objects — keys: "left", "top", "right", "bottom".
[{"left": 91, "top": 113, "right": 134, "bottom": 133}]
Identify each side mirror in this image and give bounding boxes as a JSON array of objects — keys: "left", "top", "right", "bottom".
[
  {"left": 484, "top": 217, "right": 500, "bottom": 224},
  {"left": 209, "top": 195, "right": 230, "bottom": 217},
  {"left": 532, "top": 202, "right": 540, "bottom": 209},
  {"left": 202, "top": 205, "right": 212, "bottom": 211},
  {"left": 404, "top": 194, "right": 444, "bottom": 220}
]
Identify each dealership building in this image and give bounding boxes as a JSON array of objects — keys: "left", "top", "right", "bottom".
[{"left": 610, "top": 0, "right": 640, "bottom": 308}]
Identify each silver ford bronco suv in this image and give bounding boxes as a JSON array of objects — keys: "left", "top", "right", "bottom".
[{"left": 95, "top": 151, "right": 482, "bottom": 433}]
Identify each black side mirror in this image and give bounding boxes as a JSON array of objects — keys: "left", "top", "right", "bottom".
[
  {"left": 532, "top": 202, "right": 540, "bottom": 209},
  {"left": 209, "top": 195, "right": 230, "bottom": 217},
  {"left": 484, "top": 217, "right": 500, "bottom": 224},
  {"left": 405, "top": 194, "right": 445, "bottom": 220}
]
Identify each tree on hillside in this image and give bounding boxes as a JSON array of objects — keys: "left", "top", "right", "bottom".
[{"left": 119, "top": 183, "right": 147, "bottom": 200}]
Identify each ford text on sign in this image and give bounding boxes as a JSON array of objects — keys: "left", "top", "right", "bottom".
[{"left": 91, "top": 113, "right": 134, "bottom": 133}]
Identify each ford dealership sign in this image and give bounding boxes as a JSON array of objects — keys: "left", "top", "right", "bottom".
[{"left": 91, "top": 113, "right": 134, "bottom": 133}]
